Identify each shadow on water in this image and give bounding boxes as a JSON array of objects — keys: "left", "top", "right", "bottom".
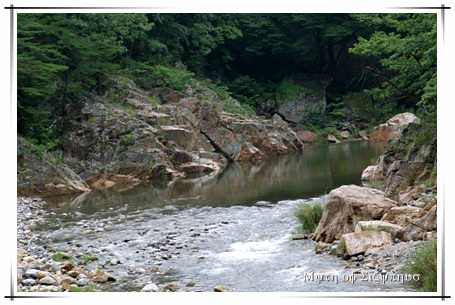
[{"left": 45, "top": 141, "right": 384, "bottom": 214}]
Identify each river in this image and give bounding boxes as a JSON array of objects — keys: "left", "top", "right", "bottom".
[{"left": 36, "top": 140, "right": 410, "bottom": 292}]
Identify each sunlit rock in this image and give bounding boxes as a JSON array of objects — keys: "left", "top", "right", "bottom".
[{"left": 313, "top": 185, "right": 397, "bottom": 243}]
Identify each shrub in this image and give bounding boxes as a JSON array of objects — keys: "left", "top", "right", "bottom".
[
  {"left": 150, "top": 65, "right": 195, "bottom": 92},
  {"left": 295, "top": 201, "right": 324, "bottom": 234},
  {"left": 120, "top": 134, "right": 136, "bottom": 146},
  {"left": 400, "top": 239, "right": 437, "bottom": 292},
  {"left": 227, "top": 75, "right": 265, "bottom": 107},
  {"left": 303, "top": 109, "right": 327, "bottom": 129},
  {"left": 312, "top": 127, "right": 341, "bottom": 143}
]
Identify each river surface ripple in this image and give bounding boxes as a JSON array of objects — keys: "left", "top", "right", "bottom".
[{"left": 37, "top": 141, "right": 408, "bottom": 292}]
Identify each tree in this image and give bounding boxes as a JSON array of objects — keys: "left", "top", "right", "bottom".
[
  {"left": 17, "top": 14, "right": 69, "bottom": 142},
  {"left": 349, "top": 13, "right": 437, "bottom": 120}
]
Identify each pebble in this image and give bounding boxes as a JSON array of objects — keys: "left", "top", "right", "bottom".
[
  {"left": 21, "top": 279, "right": 36, "bottom": 286},
  {"left": 25, "top": 269, "right": 40, "bottom": 278},
  {"left": 76, "top": 278, "right": 90, "bottom": 286},
  {"left": 214, "top": 286, "right": 229, "bottom": 292},
  {"left": 292, "top": 234, "right": 307, "bottom": 240},
  {"left": 39, "top": 276, "right": 58, "bottom": 285},
  {"left": 67, "top": 270, "right": 80, "bottom": 278},
  {"left": 141, "top": 283, "right": 160, "bottom": 292}
]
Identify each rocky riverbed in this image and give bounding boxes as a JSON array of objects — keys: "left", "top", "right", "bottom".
[
  {"left": 17, "top": 194, "right": 422, "bottom": 293},
  {"left": 17, "top": 196, "right": 237, "bottom": 292}
]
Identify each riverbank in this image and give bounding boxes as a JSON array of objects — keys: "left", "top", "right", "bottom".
[
  {"left": 18, "top": 193, "right": 418, "bottom": 292},
  {"left": 17, "top": 196, "right": 238, "bottom": 292},
  {"left": 16, "top": 119, "right": 435, "bottom": 292},
  {"left": 305, "top": 117, "right": 437, "bottom": 290},
  {"left": 18, "top": 196, "right": 106, "bottom": 292}
]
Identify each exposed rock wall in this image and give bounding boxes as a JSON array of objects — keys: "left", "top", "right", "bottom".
[
  {"left": 17, "top": 138, "right": 91, "bottom": 197},
  {"left": 314, "top": 115, "right": 437, "bottom": 251},
  {"left": 276, "top": 74, "right": 332, "bottom": 125},
  {"left": 368, "top": 112, "right": 421, "bottom": 142},
  {"left": 363, "top": 120, "right": 437, "bottom": 196},
  {"left": 18, "top": 76, "right": 305, "bottom": 196}
]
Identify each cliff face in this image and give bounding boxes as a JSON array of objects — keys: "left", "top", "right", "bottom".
[
  {"left": 313, "top": 118, "right": 437, "bottom": 249},
  {"left": 362, "top": 121, "right": 437, "bottom": 196},
  {"left": 17, "top": 76, "right": 305, "bottom": 197},
  {"left": 17, "top": 137, "right": 91, "bottom": 197}
]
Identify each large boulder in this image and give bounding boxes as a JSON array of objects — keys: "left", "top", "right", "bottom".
[
  {"left": 381, "top": 204, "right": 436, "bottom": 242},
  {"left": 297, "top": 130, "right": 317, "bottom": 143},
  {"left": 313, "top": 185, "right": 398, "bottom": 243},
  {"left": 86, "top": 174, "right": 141, "bottom": 190},
  {"left": 276, "top": 74, "right": 332, "bottom": 124},
  {"left": 342, "top": 231, "right": 393, "bottom": 256},
  {"left": 381, "top": 206, "right": 422, "bottom": 227},
  {"left": 326, "top": 135, "right": 341, "bottom": 144},
  {"left": 368, "top": 112, "right": 420, "bottom": 142}
]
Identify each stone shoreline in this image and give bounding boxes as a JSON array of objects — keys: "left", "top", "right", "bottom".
[
  {"left": 16, "top": 196, "right": 230, "bottom": 292},
  {"left": 311, "top": 235, "right": 423, "bottom": 274},
  {"left": 18, "top": 193, "right": 426, "bottom": 293}
]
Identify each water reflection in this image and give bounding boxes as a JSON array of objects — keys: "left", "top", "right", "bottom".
[{"left": 46, "top": 141, "right": 384, "bottom": 214}]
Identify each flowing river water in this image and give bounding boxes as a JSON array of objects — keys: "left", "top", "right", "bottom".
[{"left": 36, "top": 140, "right": 410, "bottom": 292}]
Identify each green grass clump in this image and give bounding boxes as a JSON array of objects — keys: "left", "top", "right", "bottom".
[
  {"left": 359, "top": 224, "right": 390, "bottom": 233},
  {"left": 51, "top": 252, "right": 73, "bottom": 262},
  {"left": 79, "top": 252, "right": 98, "bottom": 264},
  {"left": 120, "top": 134, "right": 136, "bottom": 146},
  {"left": 338, "top": 238, "right": 346, "bottom": 254},
  {"left": 70, "top": 284, "right": 97, "bottom": 292},
  {"left": 295, "top": 201, "right": 324, "bottom": 234},
  {"left": 400, "top": 239, "right": 437, "bottom": 292}
]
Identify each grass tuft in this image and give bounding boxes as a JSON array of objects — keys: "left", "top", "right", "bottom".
[
  {"left": 400, "top": 239, "right": 437, "bottom": 292},
  {"left": 295, "top": 200, "right": 324, "bottom": 234}
]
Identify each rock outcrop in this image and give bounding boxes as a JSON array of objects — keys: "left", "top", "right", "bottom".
[
  {"left": 17, "top": 138, "right": 91, "bottom": 197},
  {"left": 362, "top": 121, "right": 436, "bottom": 196},
  {"left": 368, "top": 112, "right": 421, "bottom": 142},
  {"left": 313, "top": 185, "right": 398, "bottom": 243},
  {"left": 276, "top": 74, "right": 332, "bottom": 125},
  {"left": 18, "top": 76, "right": 305, "bottom": 195},
  {"left": 314, "top": 113, "right": 437, "bottom": 261}
]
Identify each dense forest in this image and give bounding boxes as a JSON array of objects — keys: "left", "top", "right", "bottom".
[{"left": 17, "top": 13, "right": 436, "bottom": 148}]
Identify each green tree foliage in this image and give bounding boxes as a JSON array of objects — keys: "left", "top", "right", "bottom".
[
  {"left": 17, "top": 13, "right": 437, "bottom": 146},
  {"left": 349, "top": 13, "right": 437, "bottom": 120},
  {"left": 17, "top": 14, "right": 68, "bottom": 142},
  {"left": 146, "top": 14, "right": 242, "bottom": 71},
  {"left": 211, "top": 14, "right": 372, "bottom": 108}
]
